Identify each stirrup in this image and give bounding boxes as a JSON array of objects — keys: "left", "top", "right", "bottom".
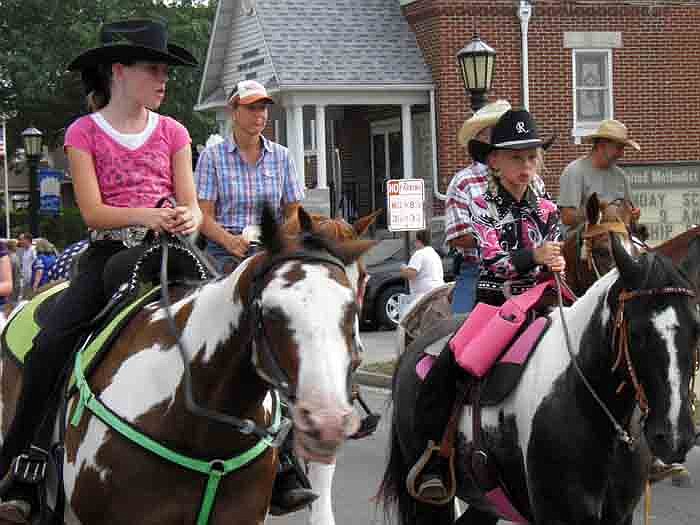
[
  {"left": 10, "top": 446, "right": 48, "bottom": 485},
  {"left": 406, "top": 440, "right": 456, "bottom": 506}
]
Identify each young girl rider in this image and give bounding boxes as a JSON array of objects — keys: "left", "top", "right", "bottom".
[
  {"left": 0, "top": 19, "right": 202, "bottom": 522},
  {"left": 414, "top": 109, "right": 565, "bottom": 503}
]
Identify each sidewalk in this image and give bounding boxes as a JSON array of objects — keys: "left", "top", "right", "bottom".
[{"left": 356, "top": 329, "right": 399, "bottom": 389}]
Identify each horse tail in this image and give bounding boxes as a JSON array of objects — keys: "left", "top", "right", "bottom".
[{"left": 377, "top": 414, "right": 414, "bottom": 525}]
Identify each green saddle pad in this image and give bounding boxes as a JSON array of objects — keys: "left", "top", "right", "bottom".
[{"left": 2, "top": 283, "right": 161, "bottom": 387}]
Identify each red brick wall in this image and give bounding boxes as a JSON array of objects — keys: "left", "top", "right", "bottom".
[{"left": 403, "top": 0, "right": 700, "bottom": 201}]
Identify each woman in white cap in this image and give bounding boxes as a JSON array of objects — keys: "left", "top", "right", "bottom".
[
  {"left": 0, "top": 19, "right": 202, "bottom": 522},
  {"left": 195, "top": 82, "right": 314, "bottom": 514},
  {"left": 195, "top": 80, "right": 305, "bottom": 273}
]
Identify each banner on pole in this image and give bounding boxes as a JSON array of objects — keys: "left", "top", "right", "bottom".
[
  {"left": 0, "top": 122, "right": 4, "bottom": 157},
  {"left": 39, "top": 168, "right": 63, "bottom": 216}
]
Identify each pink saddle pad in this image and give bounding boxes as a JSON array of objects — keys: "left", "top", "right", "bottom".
[{"left": 449, "top": 280, "right": 556, "bottom": 378}]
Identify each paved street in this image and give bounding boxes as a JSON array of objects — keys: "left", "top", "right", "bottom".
[{"left": 271, "top": 331, "right": 700, "bottom": 525}]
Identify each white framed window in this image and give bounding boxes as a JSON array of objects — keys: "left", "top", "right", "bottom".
[{"left": 572, "top": 49, "right": 613, "bottom": 142}]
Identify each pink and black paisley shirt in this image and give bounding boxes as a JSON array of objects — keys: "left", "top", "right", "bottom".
[{"left": 465, "top": 181, "right": 561, "bottom": 304}]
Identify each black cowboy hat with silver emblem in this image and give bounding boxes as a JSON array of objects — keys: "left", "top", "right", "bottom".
[
  {"left": 67, "top": 19, "right": 198, "bottom": 71},
  {"left": 468, "top": 109, "right": 555, "bottom": 164}
]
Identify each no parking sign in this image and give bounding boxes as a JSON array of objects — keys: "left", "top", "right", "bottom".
[{"left": 387, "top": 178, "right": 425, "bottom": 232}]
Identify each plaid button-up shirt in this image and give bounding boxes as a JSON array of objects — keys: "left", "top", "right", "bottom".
[
  {"left": 195, "top": 135, "right": 304, "bottom": 233},
  {"left": 445, "top": 162, "right": 548, "bottom": 263}
]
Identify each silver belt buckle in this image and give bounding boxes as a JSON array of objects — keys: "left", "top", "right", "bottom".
[{"left": 123, "top": 227, "right": 147, "bottom": 248}]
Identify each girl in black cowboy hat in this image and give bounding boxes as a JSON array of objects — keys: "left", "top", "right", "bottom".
[
  {"left": 412, "top": 109, "right": 566, "bottom": 504},
  {"left": 0, "top": 19, "right": 202, "bottom": 522}
]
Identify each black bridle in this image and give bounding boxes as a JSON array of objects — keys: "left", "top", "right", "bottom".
[{"left": 245, "top": 248, "right": 354, "bottom": 403}]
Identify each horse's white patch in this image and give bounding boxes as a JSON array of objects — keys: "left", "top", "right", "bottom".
[
  {"left": 651, "top": 307, "right": 683, "bottom": 447},
  {"left": 345, "top": 262, "right": 361, "bottom": 298},
  {"left": 180, "top": 258, "right": 250, "bottom": 363},
  {"left": 262, "top": 262, "right": 354, "bottom": 409},
  {"left": 148, "top": 294, "right": 195, "bottom": 323},
  {"left": 102, "top": 342, "right": 184, "bottom": 421},
  {"left": 470, "top": 271, "right": 619, "bottom": 470},
  {"left": 62, "top": 397, "right": 112, "bottom": 501}
]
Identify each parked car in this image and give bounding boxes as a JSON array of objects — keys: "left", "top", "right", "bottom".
[{"left": 360, "top": 244, "right": 456, "bottom": 330}]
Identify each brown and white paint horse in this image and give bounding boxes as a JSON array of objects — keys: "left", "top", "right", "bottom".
[{"left": 0, "top": 206, "right": 375, "bottom": 525}]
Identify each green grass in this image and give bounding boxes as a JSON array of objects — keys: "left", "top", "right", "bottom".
[{"left": 360, "top": 359, "right": 397, "bottom": 376}]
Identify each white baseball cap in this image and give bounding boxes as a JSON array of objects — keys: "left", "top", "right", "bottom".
[{"left": 228, "top": 80, "right": 274, "bottom": 105}]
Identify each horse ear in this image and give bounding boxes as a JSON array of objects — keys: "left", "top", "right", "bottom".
[
  {"left": 586, "top": 193, "right": 601, "bottom": 224},
  {"left": 611, "top": 232, "right": 643, "bottom": 286},
  {"left": 353, "top": 209, "right": 383, "bottom": 237},
  {"left": 680, "top": 236, "right": 700, "bottom": 291},
  {"left": 260, "top": 202, "right": 284, "bottom": 254},
  {"left": 330, "top": 239, "right": 378, "bottom": 266},
  {"left": 298, "top": 206, "right": 314, "bottom": 233}
]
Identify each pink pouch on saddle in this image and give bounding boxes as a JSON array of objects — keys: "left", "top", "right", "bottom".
[{"left": 449, "top": 280, "right": 556, "bottom": 378}]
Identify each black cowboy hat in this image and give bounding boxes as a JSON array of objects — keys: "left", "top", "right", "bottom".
[
  {"left": 67, "top": 19, "right": 198, "bottom": 71},
  {"left": 468, "top": 109, "right": 555, "bottom": 164}
]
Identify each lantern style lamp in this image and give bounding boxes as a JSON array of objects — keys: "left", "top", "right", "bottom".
[
  {"left": 456, "top": 36, "right": 496, "bottom": 112},
  {"left": 21, "top": 126, "right": 43, "bottom": 237}
]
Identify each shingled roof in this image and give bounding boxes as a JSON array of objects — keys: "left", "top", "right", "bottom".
[
  {"left": 256, "top": 0, "right": 432, "bottom": 85},
  {"left": 197, "top": 0, "right": 433, "bottom": 109}
]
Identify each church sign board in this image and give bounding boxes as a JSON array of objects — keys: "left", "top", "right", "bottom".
[{"left": 625, "top": 162, "right": 700, "bottom": 245}]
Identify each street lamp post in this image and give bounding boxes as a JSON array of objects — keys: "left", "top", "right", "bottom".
[
  {"left": 456, "top": 36, "right": 497, "bottom": 112},
  {"left": 21, "top": 127, "right": 43, "bottom": 238}
]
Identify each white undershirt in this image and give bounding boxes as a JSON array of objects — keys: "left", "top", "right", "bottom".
[{"left": 91, "top": 111, "right": 159, "bottom": 150}]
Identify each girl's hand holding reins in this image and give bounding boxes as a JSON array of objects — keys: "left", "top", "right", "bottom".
[
  {"left": 534, "top": 242, "right": 565, "bottom": 273},
  {"left": 141, "top": 207, "right": 178, "bottom": 233},
  {"left": 165, "top": 206, "right": 200, "bottom": 236}
]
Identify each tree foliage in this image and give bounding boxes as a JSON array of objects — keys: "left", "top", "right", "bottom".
[{"left": 0, "top": 0, "right": 217, "bottom": 155}]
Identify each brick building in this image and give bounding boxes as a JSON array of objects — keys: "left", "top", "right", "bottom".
[{"left": 198, "top": 0, "right": 700, "bottom": 244}]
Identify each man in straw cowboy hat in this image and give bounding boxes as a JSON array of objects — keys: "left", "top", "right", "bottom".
[
  {"left": 446, "top": 101, "right": 548, "bottom": 314},
  {"left": 558, "top": 119, "right": 641, "bottom": 237},
  {"left": 559, "top": 120, "right": 687, "bottom": 482}
]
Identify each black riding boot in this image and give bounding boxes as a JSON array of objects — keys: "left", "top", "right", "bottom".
[
  {"left": 269, "top": 430, "right": 318, "bottom": 516},
  {"left": 413, "top": 347, "right": 462, "bottom": 503}
]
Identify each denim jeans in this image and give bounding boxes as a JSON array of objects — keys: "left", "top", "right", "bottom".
[
  {"left": 452, "top": 262, "right": 479, "bottom": 314},
  {"left": 206, "top": 240, "right": 239, "bottom": 274}
]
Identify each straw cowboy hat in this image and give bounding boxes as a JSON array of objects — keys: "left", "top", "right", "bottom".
[
  {"left": 469, "top": 109, "right": 555, "bottom": 164},
  {"left": 68, "top": 19, "right": 198, "bottom": 71},
  {"left": 583, "top": 119, "right": 640, "bottom": 151},
  {"left": 457, "top": 100, "right": 512, "bottom": 146}
]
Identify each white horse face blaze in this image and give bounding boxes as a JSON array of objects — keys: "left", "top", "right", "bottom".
[
  {"left": 650, "top": 307, "right": 684, "bottom": 448},
  {"left": 262, "top": 262, "right": 358, "bottom": 457}
]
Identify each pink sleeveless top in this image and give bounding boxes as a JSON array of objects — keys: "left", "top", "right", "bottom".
[{"left": 64, "top": 113, "right": 191, "bottom": 208}]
